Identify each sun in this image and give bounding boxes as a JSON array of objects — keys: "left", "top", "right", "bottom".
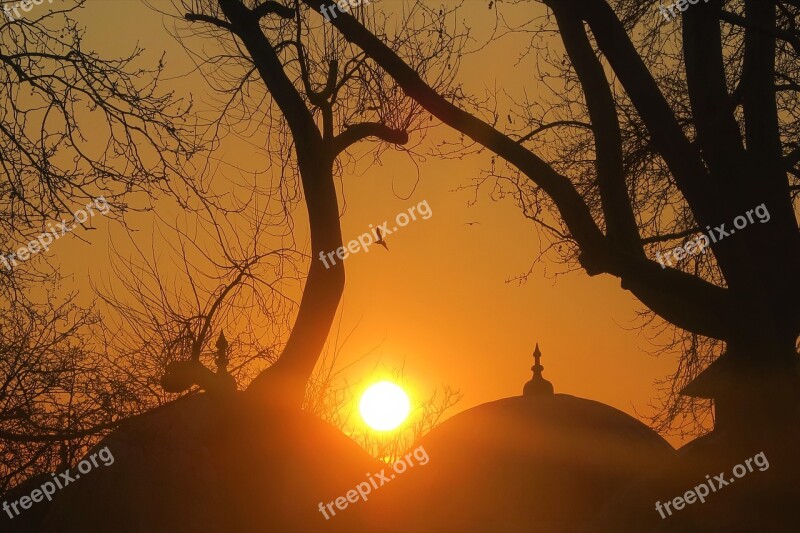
[{"left": 359, "top": 381, "right": 411, "bottom": 431}]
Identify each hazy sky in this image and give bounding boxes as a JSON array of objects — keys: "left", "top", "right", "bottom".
[{"left": 65, "top": 0, "right": 682, "bottom": 445}]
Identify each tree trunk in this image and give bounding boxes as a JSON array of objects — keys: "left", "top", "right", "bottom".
[
  {"left": 247, "top": 154, "right": 344, "bottom": 409},
  {"left": 214, "top": 0, "right": 346, "bottom": 409},
  {"left": 684, "top": 327, "right": 799, "bottom": 432}
]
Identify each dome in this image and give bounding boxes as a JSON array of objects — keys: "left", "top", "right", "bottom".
[
  {"left": 366, "top": 348, "right": 675, "bottom": 533},
  {"left": 12, "top": 394, "right": 377, "bottom": 533}
]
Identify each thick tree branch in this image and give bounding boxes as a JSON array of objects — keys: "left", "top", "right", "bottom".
[
  {"left": 294, "top": 8, "right": 337, "bottom": 107},
  {"left": 737, "top": 0, "right": 800, "bottom": 336},
  {"left": 560, "top": 0, "right": 722, "bottom": 229},
  {"left": 610, "top": 253, "right": 737, "bottom": 340},
  {"left": 319, "top": 60, "right": 339, "bottom": 101},
  {"left": 218, "top": 0, "right": 320, "bottom": 147},
  {"left": 640, "top": 228, "right": 700, "bottom": 245},
  {"left": 252, "top": 0, "right": 294, "bottom": 20},
  {"left": 331, "top": 123, "right": 408, "bottom": 156},
  {"left": 299, "top": 0, "right": 606, "bottom": 259},
  {"left": 683, "top": 0, "right": 747, "bottom": 188},
  {"left": 551, "top": 3, "right": 641, "bottom": 253},
  {"left": 785, "top": 146, "right": 800, "bottom": 167},
  {"left": 742, "top": 0, "right": 785, "bottom": 172},
  {"left": 184, "top": 12, "right": 234, "bottom": 31},
  {"left": 302, "top": 0, "right": 736, "bottom": 339}
]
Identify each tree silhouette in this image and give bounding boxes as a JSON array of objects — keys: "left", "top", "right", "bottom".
[
  {"left": 304, "top": 0, "right": 800, "bottom": 434},
  {"left": 0, "top": 0, "right": 194, "bottom": 262},
  {"left": 93, "top": 207, "right": 290, "bottom": 403},
  {"left": 0, "top": 282, "right": 103, "bottom": 492},
  {"left": 0, "top": 0, "right": 197, "bottom": 489},
  {"left": 1, "top": 0, "right": 461, "bottom": 489},
  {"left": 178, "top": 0, "right": 459, "bottom": 408}
]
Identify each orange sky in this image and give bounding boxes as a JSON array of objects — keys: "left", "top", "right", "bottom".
[{"left": 62, "top": 0, "right": 682, "bottom": 445}]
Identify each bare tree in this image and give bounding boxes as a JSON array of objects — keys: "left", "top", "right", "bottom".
[
  {"left": 92, "top": 203, "right": 295, "bottom": 403},
  {"left": 175, "top": 0, "right": 459, "bottom": 408},
  {"left": 0, "top": 281, "right": 105, "bottom": 491},
  {"left": 0, "top": 0, "right": 197, "bottom": 489},
  {"left": 0, "top": 0, "right": 196, "bottom": 261},
  {"left": 302, "top": 0, "right": 800, "bottom": 436},
  {"left": 1, "top": 0, "right": 458, "bottom": 491}
]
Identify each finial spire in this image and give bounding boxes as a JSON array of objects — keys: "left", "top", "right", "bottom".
[
  {"left": 523, "top": 343, "right": 554, "bottom": 397},
  {"left": 215, "top": 331, "right": 229, "bottom": 374},
  {"left": 533, "top": 344, "right": 543, "bottom": 375}
]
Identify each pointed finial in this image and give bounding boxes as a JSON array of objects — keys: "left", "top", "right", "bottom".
[
  {"left": 215, "top": 331, "right": 229, "bottom": 373},
  {"left": 523, "top": 343, "right": 554, "bottom": 397},
  {"left": 215, "top": 331, "right": 228, "bottom": 352},
  {"left": 533, "top": 343, "right": 543, "bottom": 374}
]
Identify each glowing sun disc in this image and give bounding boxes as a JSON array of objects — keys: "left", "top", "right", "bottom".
[{"left": 359, "top": 381, "right": 411, "bottom": 431}]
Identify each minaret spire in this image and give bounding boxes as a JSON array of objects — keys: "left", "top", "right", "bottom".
[
  {"left": 523, "top": 343, "right": 554, "bottom": 397},
  {"left": 215, "top": 331, "right": 229, "bottom": 374}
]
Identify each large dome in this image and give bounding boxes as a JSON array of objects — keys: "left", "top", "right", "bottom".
[{"left": 364, "top": 349, "right": 675, "bottom": 533}]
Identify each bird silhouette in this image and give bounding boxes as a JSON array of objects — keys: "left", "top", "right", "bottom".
[
  {"left": 376, "top": 228, "right": 389, "bottom": 250},
  {"left": 464, "top": 221, "right": 481, "bottom": 227}
]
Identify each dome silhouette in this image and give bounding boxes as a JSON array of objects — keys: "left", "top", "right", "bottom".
[
  {"left": 367, "top": 347, "right": 675, "bottom": 532},
  {"left": 8, "top": 394, "right": 378, "bottom": 533}
]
